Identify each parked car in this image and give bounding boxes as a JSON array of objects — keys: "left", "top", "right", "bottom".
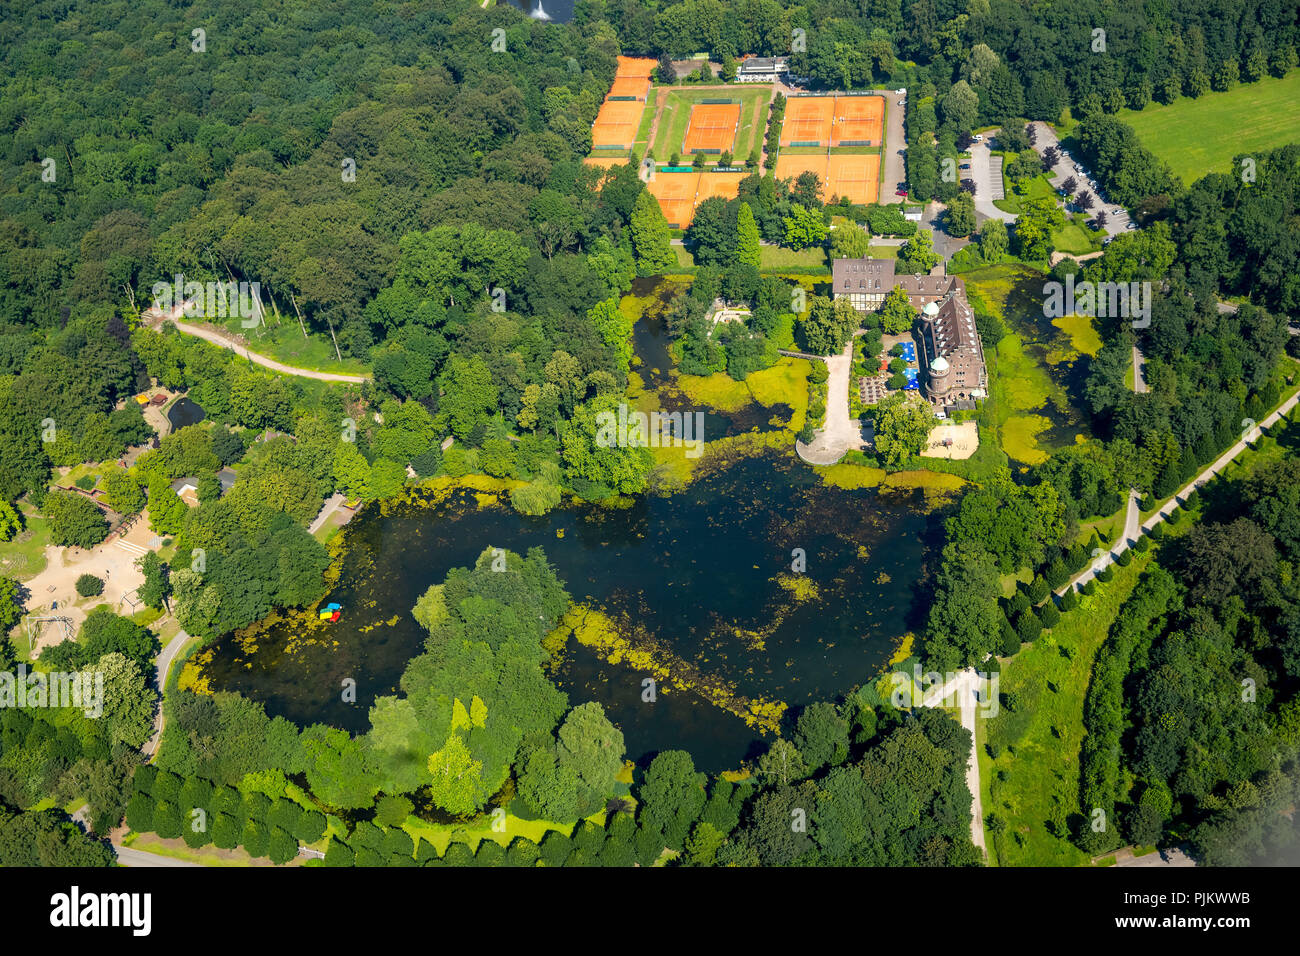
[
  {"left": 972, "top": 133, "right": 983, "bottom": 142},
  {"left": 895, "top": 187, "right": 908, "bottom": 197},
  {"left": 959, "top": 162, "right": 971, "bottom": 170},
  {"left": 898, "top": 99, "right": 905, "bottom": 106},
  {"left": 895, "top": 88, "right": 906, "bottom": 95},
  {"left": 1126, "top": 221, "right": 1137, "bottom": 229}
]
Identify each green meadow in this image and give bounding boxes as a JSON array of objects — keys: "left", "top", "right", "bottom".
[{"left": 1114, "top": 70, "right": 1300, "bottom": 185}]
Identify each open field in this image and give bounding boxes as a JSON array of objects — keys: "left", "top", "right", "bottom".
[
  {"left": 982, "top": 551, "right": 1153, "bottom": 866},
  {"left": 671, "top": 242, "right": 828, "bottom": 272},
  {"left": 1113, "top": 70, "right": 1300, "bottom": 185}
]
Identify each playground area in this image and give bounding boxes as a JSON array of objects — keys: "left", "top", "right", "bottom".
[
  {"left": 921, "top": 420, "right": 979, "bottom": 460},
  {"left": 14, "top": 515, "right": 154, "bottom": 656}
]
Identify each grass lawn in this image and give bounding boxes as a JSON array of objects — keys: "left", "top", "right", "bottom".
[
  {"left": 1052, "top": 215, "right": 1105, "bottom": 256},
  {"left": 984, "top": 552, "right": 1153, "bottom": 866},
  {"left": 400, "top": 806, "right": 609, "bottom": 855},
  {"left": 0, "top": 502, "right": 52, "bottom": 583},
  {"left": 649, "top": 86, "right": 771, "bottom": 164},
  {"left": 667, "top": 243, "right": 826, "bottom": 273},
  {"left": 209, "top": 312, "right": 369, "bottom": 376},
  {"left": 759, "top": 244, "right": 827, "bottom": 271},
  {"left": 1113, "top": 70, "right": 1300, "bottom": 185},
  {"left": 994, "top": 171, "right": 1055, "bottom": 216}
]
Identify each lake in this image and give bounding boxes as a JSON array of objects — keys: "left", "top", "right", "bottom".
[
  {"left": 201, "top": 286, "right": 948, "bottom": 771},
  {"left": 201, "top": 454, "right": 944, "bottom": 771}
]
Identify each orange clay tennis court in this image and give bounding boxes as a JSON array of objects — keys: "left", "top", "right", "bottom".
[
  {"left": 647, "top": 171, "right": 747, "bottom": 227},
  {"left": 616, "top": 56, "right": 656, "bottom": 78},
  {"left": 772, "top": 154, "right": 879, "bottom": 204},
  {"left": 682, "top": 103, "right": 741, "bottom": 153},
  {"left": 780, "top": 96, "right": 834, "bottom": 146},
  {"left": 695, "top": 171, "right": 747, "bottom": 202},
  {"left": 774, "top": 153, "right": 828, "bottom": 185},
  {"left": 608, "top": 76, "right": 651, "bottom": 100},
  {"left": 826, "top": 154, "right": 880, "bottom": 204},
  {"left": 591, "top": 99, "right": 645, "bottom": 149},
  {"left": 647, "top": 174, "right": 698, "bottom": 228},
  {"left": 831, "top": 96, "right": 884, "bottom": 146}
]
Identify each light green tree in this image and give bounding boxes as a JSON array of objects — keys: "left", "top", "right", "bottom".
[
  {"left": 736, "top": 202, "right": 762, "bottom": 267},
  {"left": 980, "top": 218, "right": 1009, "bottom": 261},
  {"left": 829, "top": 221, "right": 872, "bottom": 260},
  {"left": 782, "top": 203, "right": 829, "bottom": 250},
  {"left": 630, "top": 189, "right": 676, "bottom": 276},
  {"left": 0, "top": 500, "right": 21, "bottom": 541},
  {"left": 879, "top": 286, "right": 917, "bottom": 334},
  {"left": 426, "top": 733, "right": 486, "bottom": 816},
  {"left": 873, "top": 394, "right": 934, "bottom": 466},
  {"left": 897, "top": 229, "right": 942, "bottom": 274}
]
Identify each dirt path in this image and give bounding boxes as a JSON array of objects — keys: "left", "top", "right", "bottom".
[
  {"left": 794, "top": 341, "right": 864, "bottom": 465},
  {"left": 142, "top": 299, "right": 368, "bottom": 384},
  {"left": 922, "top": 669, "right": 989, "bottom": 854},
  {"left": 170, "top": 318, "right": 369, "bottom": 384},
  {"left": 1058, "top": 386, "right": 1300, "bottom": 597}
]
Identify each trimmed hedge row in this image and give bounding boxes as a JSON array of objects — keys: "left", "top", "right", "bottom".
[{"left": 127, "top": 766, "right": 325, "bottom": 865}]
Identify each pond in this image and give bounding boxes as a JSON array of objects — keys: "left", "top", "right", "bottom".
[
  {"left": 509, "top": 0, "right": 574, "bottom": 22},
  {"left": 201, "top": 453, "right": 944, "bottom": 771},
  {"left": 166, "top": 396, "right": 207, "bottom": 430},
  {"left": 200, "top": 283, "right": 949, "bottom": 771}
]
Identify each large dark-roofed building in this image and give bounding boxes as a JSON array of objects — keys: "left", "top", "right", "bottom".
[{"left": 831, "top": 256, "right": 987, "bottom": 410}]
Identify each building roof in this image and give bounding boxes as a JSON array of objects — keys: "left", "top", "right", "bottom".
[
  {"left": 927, "top": 293, "right": 981, "bottom": 358},
  {"left": 832, "top": 256, "right": 896, "bottom": 292},
  {"left": 739, "top": 56, "right": 789, "bottom": 73}
]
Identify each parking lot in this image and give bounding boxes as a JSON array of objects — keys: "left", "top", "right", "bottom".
[{"left": 1028, "top": 122, "right": 1132, "bottom": 236}]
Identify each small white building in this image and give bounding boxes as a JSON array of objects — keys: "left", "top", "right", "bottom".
[{"left": 737, "top": 56, "right": 789, "bottom": 83}]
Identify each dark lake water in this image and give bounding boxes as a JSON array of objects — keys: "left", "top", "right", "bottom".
[
  {"left": 203, "top": 454, "right": 943, "bottom": 770},
  {"left": 201, "top": 285, "right": 948, "bottom": 772},
  {"left": 166, "top": 396, "right": 206, "bottom": 430}
]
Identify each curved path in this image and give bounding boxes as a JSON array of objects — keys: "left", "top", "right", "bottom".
[
  {"left": 170, "top": 319, "right": 369, "bottom": 384},
  {"left": 794, "top": 341, "right": 865, "bottom": 465},
  {"left": 143, "top": 626, "right": 193, "bottom": 760},
  {"left": 143, "top": 299, "right": 368, "bottom": 384}
]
